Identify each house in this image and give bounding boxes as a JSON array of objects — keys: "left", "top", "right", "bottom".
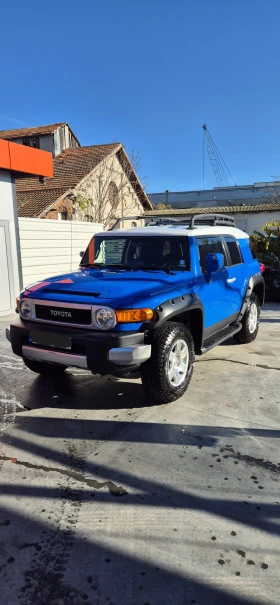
[
  {"left": 15, "top": 143, "right": 151, "bottom": 227},
  {"left": 0, "top": 122, "right": 80, "bottom": 157},
  {"left": 144, "top": 204, "right": 280, "bottom": 234},
  {"left": 0, "top": 123, "right": 152, "bottom": 227}
]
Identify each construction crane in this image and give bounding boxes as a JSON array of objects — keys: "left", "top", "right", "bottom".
[{"left": 202, "top": 124, "right": 236, "bottom": 189}]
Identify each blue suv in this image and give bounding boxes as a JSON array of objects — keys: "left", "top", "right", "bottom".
[{"left": 7, "top": 214, "right": 265, "bottom": 403}]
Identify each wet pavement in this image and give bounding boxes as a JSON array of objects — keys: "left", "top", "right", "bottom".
[{"left": 0, "top": 305, "right": 279, "bottom": 605}]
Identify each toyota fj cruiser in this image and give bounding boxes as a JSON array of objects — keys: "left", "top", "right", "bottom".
[{"left": 6, "top": 214, "right": 265, "bottom": 403}]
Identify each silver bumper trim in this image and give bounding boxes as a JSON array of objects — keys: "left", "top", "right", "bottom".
[
  {"left": 108, "top": 344, "right": 151, "bottom": 366},
  {"left": 22, "top": 346, "right": 88, "bottom": 369}
]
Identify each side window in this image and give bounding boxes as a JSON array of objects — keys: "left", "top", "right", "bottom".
[
  {"left": 196, "top": 236, "right": 225, "bottom": 274},
  {"left": 224, "top": 236, "right": 243, "bottom": 266}
]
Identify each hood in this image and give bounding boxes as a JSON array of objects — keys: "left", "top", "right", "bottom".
[{"left": 23, "top": 267, "right": 193, "bottom": 308}]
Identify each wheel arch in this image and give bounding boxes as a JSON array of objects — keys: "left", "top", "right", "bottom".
[
  {"left": 252, "top": 280, "right": 265, "bottom": 306},
  {"left": 144, "top": 293, "right": 204, "bottom": 353}
]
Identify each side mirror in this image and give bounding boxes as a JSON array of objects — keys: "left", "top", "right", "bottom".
[
  {"left": 206, "top": 252, "right": 224, "bottom": 274},
  {"left": 80, "top": 251, "right": 85, "bottom": 258}
]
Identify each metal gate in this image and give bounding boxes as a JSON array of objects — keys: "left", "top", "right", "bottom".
[{"left": 0, "top": 220, "right": 14, "bottom": 316}]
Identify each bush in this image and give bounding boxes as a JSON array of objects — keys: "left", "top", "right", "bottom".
[{"left": 250, "top": 219, "right": 280, "bottom": 302}]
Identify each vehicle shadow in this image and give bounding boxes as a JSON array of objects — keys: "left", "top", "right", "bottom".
[
  {"left": 19, "top": 371, "right": 157, "bottom": 411},
  {"left": 216, "top": 337, "right": 236, "bottom": 347}
]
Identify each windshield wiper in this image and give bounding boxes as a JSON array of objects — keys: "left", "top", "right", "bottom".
[
  {"left": 81, "top": 263, "right": 133, "bottom": 271},
  {"left": 140, "top": 265, "right": 174, "bottom": 275},
  {"left": 101, "top": 264, "right": 133, "bottom": 271}
]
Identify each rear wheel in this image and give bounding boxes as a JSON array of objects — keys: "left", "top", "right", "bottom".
[
  {"left": 23, "top": 358, "right": 67, "bottom": 376},
  {"left": 141, "top": 322, "right": 195, "bottom": 403},
  {"left": 233, "top": 293, "right": 260, "bottom": 344}
]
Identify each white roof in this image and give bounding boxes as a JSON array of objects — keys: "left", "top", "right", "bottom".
[{"left": 99, "top": 226, "right": 249, "bottom": 239}]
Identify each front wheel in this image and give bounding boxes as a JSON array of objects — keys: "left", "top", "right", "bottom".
[
  {"left": 23, "top": 358, "right": 67, "bottom": 376},
  {"left": 233, "top": 293, "right": 260, "bottom": 344},
  {"left": 141, "top": 322, "right": 195, "bottom": 403}
]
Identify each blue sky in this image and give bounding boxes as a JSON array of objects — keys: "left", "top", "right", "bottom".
[{"left": 1, "top": 0, "right": 280, "bottom": 192}]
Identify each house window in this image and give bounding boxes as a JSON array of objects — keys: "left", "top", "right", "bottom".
[
  {"left": 108, "top": 181, "right": 118, "bottom": 209},
  {"left": 58, "top": 212, "right": 67, "bottom": 220},
  {"left": 22, "top": 136, "right": 40, "bottom": 149}
]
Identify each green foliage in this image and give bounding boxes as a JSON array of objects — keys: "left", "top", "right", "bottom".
[
  {"left": 250, "top": 218, "right": 280, "bottom": 300},
  {"left": 250, "top": 218, "right": 280, "bottom": 259}
]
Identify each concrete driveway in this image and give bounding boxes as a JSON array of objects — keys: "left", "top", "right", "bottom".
[{"left": 0, "top": 305, "right": 279, "bottom": 605}]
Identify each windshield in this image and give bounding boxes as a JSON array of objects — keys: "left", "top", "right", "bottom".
[{"left": 81, "top": 235, "right": 190, "bottom": 271}]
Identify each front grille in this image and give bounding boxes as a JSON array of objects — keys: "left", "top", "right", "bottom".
[{"left": 35, "top": 304, "right": 92, "bottom": 325}]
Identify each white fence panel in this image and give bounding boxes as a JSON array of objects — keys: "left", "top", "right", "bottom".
[{"left": 18, "top": 218, "right": 103, "bottom": 287}]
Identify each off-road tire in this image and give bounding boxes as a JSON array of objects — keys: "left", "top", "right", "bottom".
[
  {"left": 23, "top": 358, "right": 67, "bottom": 376},
  {"left": 141, "top": 322, "right": 195, "bottom": 403},
  {"left": 233, "top": 293, "right": 260, "bottom": 344}
]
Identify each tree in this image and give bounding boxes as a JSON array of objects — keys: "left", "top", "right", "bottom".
[
  {"left": 250, "top": 218, "right": 280, "bottom": 261},
  {"left": 250, "top": 218, "right": 280, "bottom": 301},
  {"left": 72, "top": 148, "right": 146, "bottom": 229}
]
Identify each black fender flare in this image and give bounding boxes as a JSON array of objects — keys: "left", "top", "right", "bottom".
[
  {"left": 238, "top": 273, "right": 265, "bottom": 320},
  {"left": 141, "top": 293, "right": 204, "bottom": 351}
]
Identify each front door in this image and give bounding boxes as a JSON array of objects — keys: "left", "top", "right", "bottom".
[{"left": 194, "top": 235, "right": 242, "bottom": 331}]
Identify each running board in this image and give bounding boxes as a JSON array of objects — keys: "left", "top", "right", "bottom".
[{"left": 201, "top": 322, "right": 242, "bottom": 353}]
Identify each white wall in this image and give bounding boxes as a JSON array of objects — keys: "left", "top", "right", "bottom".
[
  {"left": 18, "top": 218, "right": 103, "bottom": 288},
  {"left": 0, "top": 170, "right": 21, "bottom": 313},
  {"left": 234, "top": 211, "right": 280, "bottom": 234}
]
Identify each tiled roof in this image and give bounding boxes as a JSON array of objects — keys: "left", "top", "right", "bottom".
[
  {"left": 0, "top": 122, "right": 68, "bottom": 140},
  {"left": 17, "top": 188, "right": 68, "bottom": 218},
  {"left": 144, "top": 203, "right": 280, "bottom": 215},
  {"left": 17, "top": 143, "right": 151, "bottom": 217}
]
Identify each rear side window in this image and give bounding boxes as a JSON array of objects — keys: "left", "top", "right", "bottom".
[
  {"left": 196, "top": 236, "right": 224, "bottom": 273},
  {"left": 224, "top": 236, "right": 243, "bottom": 266}
]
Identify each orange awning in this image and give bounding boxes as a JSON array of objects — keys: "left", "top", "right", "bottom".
[{"left": 0, "top": 139, "right": 53, "bottom": 177}]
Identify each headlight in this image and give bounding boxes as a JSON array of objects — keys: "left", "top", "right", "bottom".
[
  {"left": 20, "top": 299, "right": 31, "bottom": 318},
  {"left": 95, "top": 307, "right": 115, "bottom": 329}
]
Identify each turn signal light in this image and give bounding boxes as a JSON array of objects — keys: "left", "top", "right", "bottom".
[
  {"left": 15, "top": 297, "right": 20, "bottom": 313},
  {"left": 259, "top": 263, "right": 265, "bottom": 273},
  {"left": 116, "top": 308, "right": 154, "bottom": 323}
]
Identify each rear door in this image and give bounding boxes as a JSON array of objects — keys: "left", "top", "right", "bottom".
[{"left": 222, "top": 236, "right": 247, "bottom": 316}]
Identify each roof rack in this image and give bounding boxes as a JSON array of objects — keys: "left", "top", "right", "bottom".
[
  {"left": 110, "top": 214, "right": 235, "bottom": 230},
  {"left": 110, "top": 215, "right": 179, "bottom": 229},
  {"left": 189, "top": 214, "right": 235, "bottom": 228}
]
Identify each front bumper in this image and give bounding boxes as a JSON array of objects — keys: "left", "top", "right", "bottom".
[{"left": 7, "top": 319, "right": 151, "bottom": 374}]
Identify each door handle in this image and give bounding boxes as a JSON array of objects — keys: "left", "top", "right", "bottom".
[{"left": 226, "top": 277, "right": 236, "bottom": 284}]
